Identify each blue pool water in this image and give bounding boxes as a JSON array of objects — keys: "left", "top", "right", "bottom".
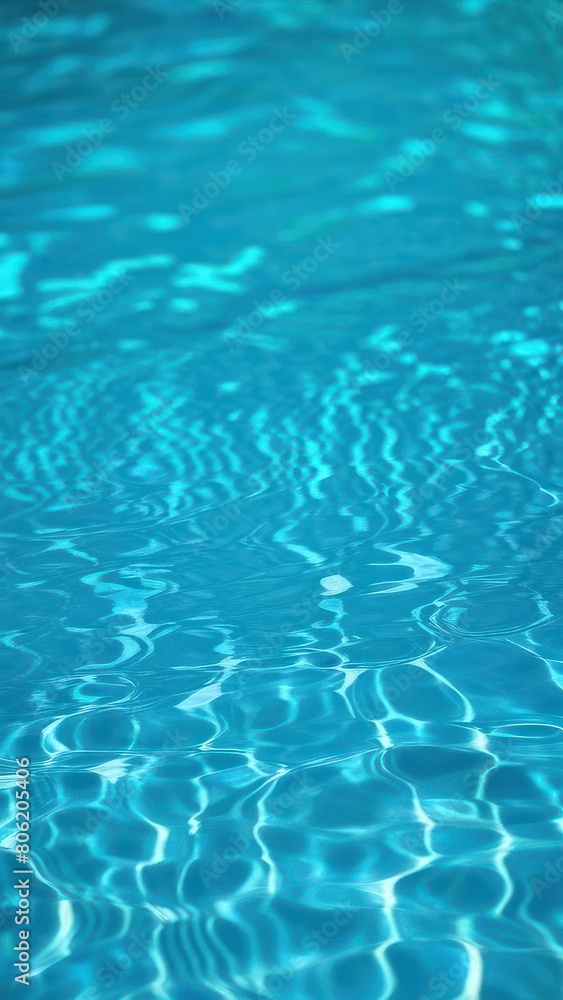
[{"left": 1, "top": 1, "right": 563, "bottom": 997}]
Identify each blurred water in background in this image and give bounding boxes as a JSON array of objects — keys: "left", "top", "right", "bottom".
[{"left": 0, "top": 1, "right": 563, "bottom": 998}]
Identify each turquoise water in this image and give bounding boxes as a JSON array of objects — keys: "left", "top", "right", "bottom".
[{"left": 1, "top": 1, "right": 563, "bottom": 997}]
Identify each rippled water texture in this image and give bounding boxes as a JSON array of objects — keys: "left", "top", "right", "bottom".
[{"left": 1, "top": 1, "right": 563, "bottom": 998}]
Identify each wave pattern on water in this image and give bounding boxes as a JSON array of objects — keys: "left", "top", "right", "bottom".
[
  {"left": 2, "top": 332, "right": 562, "bottom": 998},
  {"left": 0, "top": 1, "right": 562, "bottom": 998}
]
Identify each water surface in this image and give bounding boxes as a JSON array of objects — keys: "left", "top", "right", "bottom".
[{"left": 1, "top": 2, "right": 562, "bottom": 998}]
